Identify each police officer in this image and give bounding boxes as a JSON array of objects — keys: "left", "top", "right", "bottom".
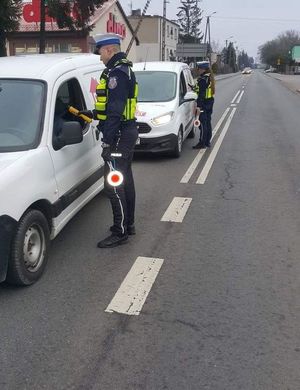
[
  {"left": 193, "top": 61, "right": 215, "bottom": 149},
  {"left": 80, "top": 33, "right": 138, "bottom": 248}
]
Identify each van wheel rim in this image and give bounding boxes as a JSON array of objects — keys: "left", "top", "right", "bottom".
[
  {"left": 178, "top": 131, "right": 183, "bottom": 152},
  {"left": 23, "top": 225, "right": 45, "bottom": 272}
]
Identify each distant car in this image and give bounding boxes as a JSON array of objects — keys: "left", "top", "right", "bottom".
[
  {"left": 133, "top": 61, "right": 197, "bottom": 157},
  {"left": 265, "top": 67, "right": 276, "bottom": 73},
  {"left": 242, "top": 67, "right": 252, "bottom": 74}
]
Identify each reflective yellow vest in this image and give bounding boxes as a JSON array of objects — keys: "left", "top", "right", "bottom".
[
  {"left": 95, "top": 59, "right": 138, "bottom": 121},
  {"left": 194, "top": 73, "right": 214, "bottom": 99}
]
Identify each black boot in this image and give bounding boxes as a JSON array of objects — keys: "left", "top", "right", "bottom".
[
  {"left": 193, "top": 142, "right": 206, "bottom": 149},
  {"left": 97, "top": 233, "right": 128, "bottom": 248}
]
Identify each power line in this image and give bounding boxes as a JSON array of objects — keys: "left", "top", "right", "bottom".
[{"left": 214, "top": 16, "right": 300, "bottom": 23}]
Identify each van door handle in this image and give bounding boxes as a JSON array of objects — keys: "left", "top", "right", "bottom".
[{"left": 95, "top": 128, "right": 100, "bottom": 140}]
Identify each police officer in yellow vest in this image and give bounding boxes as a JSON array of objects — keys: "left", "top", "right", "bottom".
[
  {"left": 80, "top": 33, "right": 138, "bottom": 248},
  {"left": 193, "top": 61, "right": 215, "bottom": 149}
]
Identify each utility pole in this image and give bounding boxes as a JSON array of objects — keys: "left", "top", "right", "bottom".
[
  {"left": 39, "top": 0, "right": 46, "bottom": 54},
  {"left": 161, "top": 0, "right": 168, "bottom": 61},
  {"left": 204, "top": 12, "right": 216, "bottom": 62}
]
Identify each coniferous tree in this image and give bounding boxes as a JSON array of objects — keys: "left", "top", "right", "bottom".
[
  {"left": 176, "top": 0, "right": 203, "bottom": 43},
  {"left": 0, "top": 0, "right": 22, "bottom": 57}
]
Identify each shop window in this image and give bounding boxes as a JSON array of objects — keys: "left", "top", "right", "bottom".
[
  {"left": 15, "top": 45, "right": 26, "bottom": 54},
  {"left": 71, "top": 45, "right": 82, "bottom": 53},
  {"left": 60, "top": 43, "right": 69, "bottom": 53}
]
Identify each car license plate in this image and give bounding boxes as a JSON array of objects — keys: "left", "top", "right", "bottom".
[{"left": 136, "top": 137, "right": 140, "bottom": 145}]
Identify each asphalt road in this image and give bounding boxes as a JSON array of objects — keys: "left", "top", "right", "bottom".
[{"left": 1, "top": 70, "right": 300, "bottom": 390}]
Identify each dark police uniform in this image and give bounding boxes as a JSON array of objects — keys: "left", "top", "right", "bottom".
[
  {"left": 96, "top": 51, "right": 138, "bottom": 245},
  {"left": 193, "top": 62, "right": 215, "bottom": 149}
]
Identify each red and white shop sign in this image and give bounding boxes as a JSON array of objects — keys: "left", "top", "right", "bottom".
[
  {"left": 23, "top": 0, "right": 78, "bottom": 23},
  {"left": 107, "top": 13, "right": 126, "bottom": 38}
]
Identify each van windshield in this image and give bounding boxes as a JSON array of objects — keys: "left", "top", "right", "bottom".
[
  {"left": 0, "top": 79, "right": 45, "bottom": 152},
  {"left": 135, "top": 71, "right": 177, "bottom": 102}
]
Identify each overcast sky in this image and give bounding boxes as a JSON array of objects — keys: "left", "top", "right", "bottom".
[{"left": 119, "top": 0, "right": 300, "bottom": 60}]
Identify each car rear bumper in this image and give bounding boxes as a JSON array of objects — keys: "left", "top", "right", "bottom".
[
  {"left": 134, "top": 134, "right": 177, "bottom": 153},
  {"left": 0, "top": 215, "right": 17, "bottom": 283}
]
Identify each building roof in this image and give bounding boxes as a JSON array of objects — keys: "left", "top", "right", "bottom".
[
  {"left": 18, "top": 0, "right": 139, "bottom": 44},
  {"left": 128, "top": 14, "right": 180, "bottom": 28}
]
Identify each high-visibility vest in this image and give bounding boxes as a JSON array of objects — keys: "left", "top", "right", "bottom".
[
  {"left": 204, "top": 73, "right": 214, "bottom": 99},
  {"left": 195, "top": 73, "right": 214, "bottom": 99},
  {"left": 95, "top": 58, "right": 138, "bottom": 121}
]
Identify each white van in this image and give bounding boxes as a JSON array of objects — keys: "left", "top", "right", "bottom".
[
  {"left": 0, "top": 54, "right": 105, "bottom": 286},
  {"left": 133, "top": 61, "right": 197, "bottom": 157}
]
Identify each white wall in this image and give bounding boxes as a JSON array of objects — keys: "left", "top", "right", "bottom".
[{"left": 136, "top": 44, "right": 160, "bottom": 62}]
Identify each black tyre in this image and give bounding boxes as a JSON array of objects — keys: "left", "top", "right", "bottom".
[
  {"left": 6, "top": 209, "right": 50, "bottom": 286},
  {"left": 187, "top": 124, "right": 196, "bottom": 139},
  {"left": 172, "top": 128, "right": 183, "bottom": 158}
]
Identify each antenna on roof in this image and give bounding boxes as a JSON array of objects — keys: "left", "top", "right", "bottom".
[{"left": 128, "top": 0, "right": 133, "bottom": 15}]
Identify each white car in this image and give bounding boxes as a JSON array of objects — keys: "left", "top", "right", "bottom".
[
  {"left": 242, "top": 67, "right": 252, "bottom": 74},
  {"left": 0, "top": 54, "right": 105, "bottom": 285},
  {"left": 133, "top": 61, "right": 198, "bottom": 157}
]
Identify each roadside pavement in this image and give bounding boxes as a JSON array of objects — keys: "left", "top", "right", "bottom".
[{"left": 267, "top": 73, "right": 300, "bottom": 95}]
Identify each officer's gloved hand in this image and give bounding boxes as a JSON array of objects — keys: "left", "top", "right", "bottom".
[
  {"left": 78, "top": 110, "right": 95, "bottom": 119},
  {"left": 101, "top": 145, "right": 112, "bottom": 161}
]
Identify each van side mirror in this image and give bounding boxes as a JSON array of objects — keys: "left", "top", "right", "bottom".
[
  {"left": 184, "top": 91, "right": 197, "bottom": 101},
  {"left": 53, "top": 121, "right": 83, "bottom": 150}
]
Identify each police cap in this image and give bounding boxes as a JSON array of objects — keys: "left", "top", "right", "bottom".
[
  {"left": 197, "top": 61, "right": 210, "bottom": 70},
  {"left": 93, "top": 33, "right": 122, "bottom": 54}
]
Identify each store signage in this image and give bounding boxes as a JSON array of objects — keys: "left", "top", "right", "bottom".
[
  {"left": 107, "top": 13, "right": 126, "bottom": 38},
  {"left": 23, "top": 0, "right": 77, "bottom": 23}
]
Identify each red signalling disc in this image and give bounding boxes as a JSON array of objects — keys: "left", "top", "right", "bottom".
[{"left": 107, "top": 170, "right": 124, "bottom": 187}]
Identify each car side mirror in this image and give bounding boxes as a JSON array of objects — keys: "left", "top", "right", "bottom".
[
  {"left": 53, "top": 121, "right": 83, "bottom": 150},
  {"left": 184, "top": 91, "right": 197, "bottom": 101}
]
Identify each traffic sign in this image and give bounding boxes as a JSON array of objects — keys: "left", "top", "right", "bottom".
[{"left": 176, "top": 43, "right": 208, "bottom": 57}]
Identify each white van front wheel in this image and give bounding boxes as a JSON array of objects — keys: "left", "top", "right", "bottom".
[
  {"left": 172, "top": 128, "right": 183, "bottom": 158},
  {"left": 7, "top": 210, "right": 50, "bottom": 286}
]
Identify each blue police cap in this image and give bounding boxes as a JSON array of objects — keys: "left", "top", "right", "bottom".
[
  {"left": 93, "top": 33, "right": 122, "bottom": 54},
  {"left": 197, "top": 61, "right": 210, "bottom": 69}
]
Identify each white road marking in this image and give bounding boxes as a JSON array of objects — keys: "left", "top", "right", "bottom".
[
  {"left": 236, "top": 90, "right": 245, "bottom": 103},
  {"left": 161, "top": 197, "right": 192, "bottom": 222},
  {"left": 231, "top": 104, "right": 237, "bottom": 107},
  {"left": 196, "top": 108, "right": 237, "bottom": 184},
  {"left": 231, "top": 90, "right": 241, "bottom": 103},
  {"left": 180, "top": 107, "right": 231, "bottom": 183},
  {"left": 105, "top": 257, "right": 164, "bottom": 316}
]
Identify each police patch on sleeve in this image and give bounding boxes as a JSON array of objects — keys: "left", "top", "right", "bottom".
[{"left": 108, "top": 76, "right": 118, "bottom": 89}]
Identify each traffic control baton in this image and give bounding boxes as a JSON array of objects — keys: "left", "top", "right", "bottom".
[
  {"left": 194, "top": 107, "right": 201, "bottom": 127},
  {"left": 68, "top": 106, "right": 93, "bottom": 123},
  {"left": 107, "top": 159, "right": 124, "bottom": 187}
]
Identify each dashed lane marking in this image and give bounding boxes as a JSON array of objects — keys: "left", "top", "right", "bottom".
[
  {"left": 105, "top": 257, "right": 164, "bottom": 316},
  {"left": 236, "top": 90, "right": 245, "bottom": 103},
  {"left": 180, "top": 107, "right": 231, "bottom": 183},
  {"left": 196, "top": 108, "right": 237, "bottom": 184},
  {"left": 231, "top": 90, "right": 241, "bottom": 103},
  {"left": 161, "top": 197, "right": 192, "bottom": 222}
]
